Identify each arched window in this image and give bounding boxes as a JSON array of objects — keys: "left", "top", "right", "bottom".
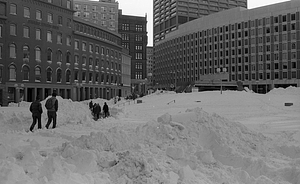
[
  {"left": 47, "top": 48, "right": 52, "bottom": 61},
  {"left": 57, "top": 50, "right": 62, "bottom": 62},
  {"left": 9, "top": 43, "right": 16, "bottom": 58},
  {"left": 23, "top": 45, "right": 29, "bottom": 60},
  {"left": 66, "top": 69, "right": 71, "bottom": 83},
  {"left": 35, "top": 66, "right": 41, "bottom": 82},
  {"left": 66, "top": 52, "right": 71, "bottom": 64},
  {"left": 89, "top": 57, "right": 93, "bottom": 66},
  {"left": 10, "top": 3, "right": 17, "bottom": 15},
  {"left": 35, "top": 47, "right": 41, "bottom": 61},
  {"left": 46, "top": 68, "right": 52, "bottom": 82},
  {"left": 56, "top": 68, "right": 62, "bottom": 83},
  {"left": 9, "top": 65, "right": 16, "bottom": 81},
  {"left": 101, "top": 74, "right": 104, "bottom": 82},
  {"left": 22, "top": 65, "right": 30, "bottom": 81}
]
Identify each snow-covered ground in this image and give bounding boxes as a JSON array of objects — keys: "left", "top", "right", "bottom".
[{"left": 0, "top": 87, "right": 300, "bottom": 184}]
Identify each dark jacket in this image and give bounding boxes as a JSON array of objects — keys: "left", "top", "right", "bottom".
[
  {"left": 103, "top": 103, "right": 109, "bottom": 113},
  {"left": 94, "top": 104, "right": 101, "bottom": 114},
  {"left": 46, "top": 97, "right": 58, "bottom": 112},
  {"left": 30, "top": 100, "right": 43, "bottom": 116}
]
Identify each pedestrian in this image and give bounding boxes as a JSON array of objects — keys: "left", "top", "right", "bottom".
[
  {"left": 45, "top": 92, "right": 58, "bottom": 129},
  {"left": 93, "top": 103, "right": 101, "bottom": 120},
  {"left": 89, "top": 100, "right": 93, "bottom": 110},
  {"left": 103, "top": 102, "right": 109, "bottom": 118},
  {"left": 29, "top": 96, "right": 43, "bottom": 132},
  {"left": 92, "top": 103, "right": 97, "bottom": 117}
]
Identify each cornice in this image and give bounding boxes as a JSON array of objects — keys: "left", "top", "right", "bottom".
[{"left": 22, "top": 0, "right": 76, "bottom": 15}]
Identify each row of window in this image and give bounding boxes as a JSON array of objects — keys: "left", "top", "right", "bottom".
[
  {"left": 7, "top": 64, "right": 121, "bottom": 84},
  {"left": 74, "top": 4, "right": 116, "bottom": 13},
  {"left": 9, "top": 24, "right": 72, "bottom": 45},
  {"left": 121, "top": 23, "right": 144, "bottom": 32},
  {"left": 10, "top": 3, "right": 72, "bottom": 27}
]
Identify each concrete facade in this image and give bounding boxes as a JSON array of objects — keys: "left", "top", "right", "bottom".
[
  {"left": 154, "top": 0, "right": 300, "bottom": 93},
  {"left": 153, "top": 0, "right": 247, "bottom": 43}
]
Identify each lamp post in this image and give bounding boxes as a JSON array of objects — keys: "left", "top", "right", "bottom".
[
  {"left": 14, "top": 83, "right": 25, "bottom": 107},
  {"left": 216, "top": 68, "right": 227, "bottom": 94}
]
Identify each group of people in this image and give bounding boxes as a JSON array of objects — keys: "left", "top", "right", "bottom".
[
  {"left": 29, "top": 93, "right": 111, "bottom": 132},
  {"left": 29, "top": 92, "right": 58, "bottom": 132},
  {"left": 89, "top": 100, "right": 110, "bottom": 120}
]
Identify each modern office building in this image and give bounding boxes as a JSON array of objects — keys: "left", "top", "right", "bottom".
[
  {"left": 118, "top": 10, "right": 148, "bottom": 95},
  {"left": 153, "top": 0, "right": 247, "bottom": 43},
  {"left": 73, "top": 0, "right": 118, "bottom": 32},
  {"left": 0, "top": 0, "right": 127, "bottom": 106},
  {"left": 154, "top": 0, "right": 300, "bottom": 93}
]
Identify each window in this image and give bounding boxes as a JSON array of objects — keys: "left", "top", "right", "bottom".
[
  {"left": 82, "top": 42, "right": 86, "bottom": 51},
  {"left": 74, "top": 55, "right": 79, "bottom": 64},
  {"left": 23, "top": 26, "right": 29, "bottom": 38},
  {"left": 66, "top": 70, "right": 71, "bottom": 82},
  {"left": 48, "top": 13, "right": 53, "bottom": 23},
  {"left": 24, "top": 7, "right": 30, "bottom": 18},
  {"left": 23, "top": 45, "right": 29, "bottom": 60},
  {"left": 67, "top": 18, "right": 71, "bottom": 28},
  {"left": 47, "top": 48, "right": 52, "bottom": 61},
  {"left": 36, "top": 10, "right": 42, "bottom": 20},
  {"left": 75, "top": 40, "right": 79, "bottom": 50},
  {"left": 35, "top": 67, "right": 41, "bottom": 82},
  {"left": 46, "top": 68, "right": 52, "bottom": 82},
  {"left": 122, "top": 23, "right": 129, "bottom": 31},
  {"left": 57, "top": 50, "right": 62, "bottom": 62},
  {"left": 10, "top": 4, "right": 17, "bottom": 15},
  {"left": 58, "top": 16, "right": 62, "bottom": 25},
  {"left": 0, "top": 25, "right": 2, "bottom": 37},
  {"left": 136, "top": 24, "right": 143, "bottom": 31},
  {"left": 57, "top": 68, "right": 62, "bottom": 83},
  {"left": 9, "top": 65, "right": 16, "bottom": 81},
  {"left": 89, "top": 58, "right": 93, "bottom": 66},
  {"left": 82, "top": 56, "right": 86, "bottom": 65},
  {"left": 66, "top": 36, "right": 71, "bottom": 46},
  {"left": 36, "top": 29, "right": 41, "bottom": 40},
  {"left": 47, "top": 31, "right": 52, "bottom": 42},
  {"left": 22, "top": 65, "right": 29, "bottom": 81},
  {"left": 66, "top": 52, "right": 71, "bottom": 64},
  {"left": 57, "top": 33, "right": 62, "bottom": 44},
  {"left": 89, "top": 44, "right": 93, "bottom": 53},
  {"left": 0, "top": 44, "right": 2, "bottom": 59},
  {"left": 66, "top": 0, "right": 71, "bottom": 9},
  {"left": 10, "top": 24, "right": 16, "bottom": 36},
  {"left": 9, "top": 44, "right": 16, "bottom": 58},
  {"left": 35, "top": 47, "right": 41, "bottom": 61}
]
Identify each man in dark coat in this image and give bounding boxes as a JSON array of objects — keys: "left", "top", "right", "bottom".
[
  {"left": 29, "top": 96, "right": 43, "bottom": 132},
  {"left": 93, "top": 103, "right": 101, "bottom": 120},
  {"left": 89, "top": 100, "right": 93, "bottom": 110},
  {"left": 45, "top": 92, "right": 58, "bottom": 129},
  {"left": 103, "top": 102, "right": 109, "bottom": 118}
]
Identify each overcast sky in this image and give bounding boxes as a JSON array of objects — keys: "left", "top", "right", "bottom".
[{"left": 114, "top": 0, "right": 290, "bottom": 46}]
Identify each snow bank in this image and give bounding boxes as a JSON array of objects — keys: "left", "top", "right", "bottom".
[{"left": 1, "top": 88, "right": 300, "bottom": 183}]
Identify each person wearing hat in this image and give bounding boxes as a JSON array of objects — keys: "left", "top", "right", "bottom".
[
  {"left": 45, "top": 92, "right": 58, "bottom": 129},
  {"left": 29, "top": 96, "right": 43, "bottom": 132}
]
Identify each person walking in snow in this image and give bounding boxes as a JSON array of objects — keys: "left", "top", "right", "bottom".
[
  {"left": 103, "top": 102, "right": 109, "bottom": 118},
  {"left": 45, "top": 92, "right": 58, "bottom": 129},
  {"left": 89, "top": 100, "right": 93, "bottom": 110},
  {"left": 29, "top": 96, "right": 43, "bottom": 132},
  {"left": 93, "top": 103, "right": 101, "bottom": 120}
]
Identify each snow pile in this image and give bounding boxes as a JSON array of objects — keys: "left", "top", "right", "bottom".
[
  {"left": 1, "top": 88, "right": 300, "bottom": 183},
  {"left": 268, "top": 86, "right": 300, "bottom": 95}
]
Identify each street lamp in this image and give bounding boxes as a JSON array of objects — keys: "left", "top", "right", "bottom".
[
  {"left": 14, "top": 83, "right": 25, "bottom": 107},
  {"left": 216, "top": 68, "right": 227, "bottom": 94}
]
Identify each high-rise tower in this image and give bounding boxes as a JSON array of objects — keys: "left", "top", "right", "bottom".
[{"left": 153, "top": 0, "right": 247, "bottom": 43}]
